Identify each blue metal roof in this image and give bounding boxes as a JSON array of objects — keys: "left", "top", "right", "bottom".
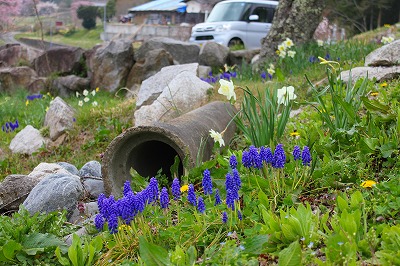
[{"left": 129, "top": 0, "right": 186, "bottom": 12}]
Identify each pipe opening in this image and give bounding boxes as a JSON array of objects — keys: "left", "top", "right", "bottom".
[{"left": 126, "top": 140, "right": 184, "bottom": 181}]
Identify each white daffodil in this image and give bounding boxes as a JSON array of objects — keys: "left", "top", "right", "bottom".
[
  {"left": 287, "top": 50, "right": 296, "bottom": 58},
  {"left": 91, "top": 90, "right": 96, "bottom": 96},
  {"left": 278, "top": 43, "right": 286, "bottom": 52},
  {"left": 84, "top": 97, "right": 90, "bottom": 102},
  {"left": 78, "top": 100, "right": 83, "bottom": 107},
  {"left": 218, "top": 79, "right": 236, "bottom": 101},
  {"left": 209, "top": 129, "right": 225, "bottom": 147},
  {"left": 277, "top": 86, "right": 297, "bottom": 106},
  {"left": 284, "top": 38, "right": 294, "bottom": 48},
  {"left": 317, "top": 39, "right": 324, "bottom": 47},
  {"left": 279, "top": 50, "right": 287, "bottom": 58},
  {"left": 76, "top": 91, "right": 80, "bottom": 98},
  {"left": 83, "top": 89, "right": 89, "bottom": 96},
  {"left": 92, "top": 101, "right": 98, "bottom": 107}
]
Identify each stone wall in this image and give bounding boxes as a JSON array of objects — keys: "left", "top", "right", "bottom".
[{"left": 101, "top": 23, "right": 193, "bottom": 42}]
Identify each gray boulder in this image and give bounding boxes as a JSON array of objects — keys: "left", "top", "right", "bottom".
[
  {"left": 0, "top": 66, "right": 39, "bottom": 94},
  {"left": 22, "top": 173, "right": 83, "bottom": 217},
  {"left": 90, "top": 39, "right": 135, "bottom": 92},
  {"left": 83, "top": 178, "right": 104, "bottom": 199},
  {"left": 0, "top": 44, "right": 40, "bottom": 68},
  {"left": 51, "top": 75, "right": 90, "bottom": 97},
  {"left": 57, "top": 162, "right": 79, "bottom": 176},
  {"left": 136, "top": 63, "right": 199, "bottom": 109},
  {"left": 28, "top": 162, "right": 72, "bottom": 183},
  {"left": 228, "top": 49, "right": 261, "bottom": 67},
  {"left": 135, "top": 37, "right": 200, "bottom": 64},
  {"left": 9, "top": 125, "right": 46, "bottom": 154},
  {"left": 365, "top": 39, "right": 400, "bottom": 67},
  {"left": 32, "top": 47, "right": 85, "bottom": 77},
  {"left": 44, "top": 97, "right": 76, "bottom": 141},
  {"left": 199, "top": 42, "right": 230, "bottom": 68},
  {"left": 126, "top": 48, "right": 174, "bottom": 87},
  {"left": 340, "top": 66, "right": 400, "bottom": 83},
  {"left": 0, "top": 174, "right": 36, "bottom": 212},
  {"left": 79, "top": 160, "right": 102, "bottom": 178},
  {"left": 134, "top": 71, "right": 212, "bottom": 126}
]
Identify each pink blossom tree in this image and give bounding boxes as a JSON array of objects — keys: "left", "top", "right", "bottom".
[{"left": 0, "top": 0, "right": 22, "bottom": 30}]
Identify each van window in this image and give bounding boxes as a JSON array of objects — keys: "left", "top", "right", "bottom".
[
  {"left": 251, "top": 6, "right": 275, "bottom": 23},
  {"left": 207, "top": 2, "right": 251, "bottom": 22}
]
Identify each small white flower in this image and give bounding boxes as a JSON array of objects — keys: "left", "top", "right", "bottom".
[
  {"left": 78, "top": 100, "right": 83, "bottom": 107},
  {"left": 83, "top": 89, "right": 89, "bottom": 96},
  {"left": 92, "top": 101, "right": 98, "bottom": 107},
  {"left": 209, "top": 129, "right": 225, "bottom": 147},
  {"left": 91, "top": 90, "right": 96, "bottom": 96},
  {"left": 381, "top": 36, "right": 394, "bottom": 44},
  {"left": 277, "top": 86, "right": 297, "bottom": 106},
  {"left": 279, "top": 50, "right": 287, "bottom": 58},
  {"left": 284, "top": 38, "right": 294, "bottom": 48},
  {"left": 75, "top": 91, "right": 80, "bottom": 98},
  {"left": 267, "top": 67, "right": 275, "bottom": 75},
  {"left": 218, "top": 79, "right": 236, "bottom": 101},
  {"left": 287, "top": 50, "right": 296, "bottom": 58},
  {"left": 278, "top": 43, "right": 286, "bottom": 52},
  {"left": 84, "top": 97, "right": 90, "bottom": 102},
  {"left": 317, "top": 39, "right": 324, "bottom": 47}
]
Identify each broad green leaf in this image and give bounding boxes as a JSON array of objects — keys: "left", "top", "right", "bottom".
[
  {"left": 22, "top": 232, "right": 65, "bottom": 249},
  {"left": 243, "top": 235, "right": 269, "bottom": 255},
  {"left": 170, "top": 246, "right": 186, "bottom": 265},
  {"left": 278, "top": 241, "right": 302, "bottom": 266},
  {"left": 139, "top": 236, "right": 170, "bottom": 266},
  {"left": 187, "top": 246, "right": 197, "bottom": 266},
  {"left": 337, "top": 195, "right": 348, "bottom": 212},
  {"left": 23, "top": 247, "right": 44, "bottom": 256},
  {"left": 55, "top": 246, "right": 71, "bottom": 266},
  {"left": 2, "top": 240, "right": 22, "bottom": 260},
  {"left": 258, "top": 190, "right": 269, "bottom": 209},
  {"left": 275, "top": 68, "right": 285, "bottom": 82}
]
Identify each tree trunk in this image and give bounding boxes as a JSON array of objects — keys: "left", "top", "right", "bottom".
[{"left": 257, "top": 0, "right": 327, "bottom": 66}]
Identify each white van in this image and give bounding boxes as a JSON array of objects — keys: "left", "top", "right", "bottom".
[{"left": 189, "top": 0, "right": 278, "bottom": 49}]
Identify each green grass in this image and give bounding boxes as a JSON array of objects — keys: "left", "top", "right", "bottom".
[{"left": 15, "top": 25, "right": 104, "bottom": 49}]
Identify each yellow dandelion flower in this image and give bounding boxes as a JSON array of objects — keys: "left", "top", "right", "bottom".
[
  {"left": 276, "top": 50, "right": 280, "bottom": 55},
  {"left": 384, "top": 24, "right": 391, "bottom": 28},
  {"left": 290, "top": 131, "right": 300, "bottom": 137},
  {"left": 25, "top": 100, "right": 29, "bottom": 106},
  {"left": 180, "top": 185, "right": 189, "bottom": 192},
  {"left": 380, "top": 82, "right": 387, "bottom": 88},
  {"left": 96, "top": 87, "right": 100, "bottom": 92},
  {"left": 370, "top": 92, "right": 379, "bottom": 97},
  {"left": 361, "top": 180, "right": 377, "bottom": 188}
]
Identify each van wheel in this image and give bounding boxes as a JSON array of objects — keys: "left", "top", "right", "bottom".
[{"left": 228, "top": 38, "right": 244, "bottom": 50}]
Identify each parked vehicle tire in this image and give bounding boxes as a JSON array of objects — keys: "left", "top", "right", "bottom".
[{"left": 228, "top": 38, "right": 244, "bottom": 50}]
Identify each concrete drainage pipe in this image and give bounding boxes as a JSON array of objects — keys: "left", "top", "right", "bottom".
[{"left": 102, "top": 101, "right": 237, "bottom": 197}]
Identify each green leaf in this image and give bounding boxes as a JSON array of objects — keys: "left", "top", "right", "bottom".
[
  {"left": 139, "top": 236, "right": 170, "bottom": 266},
  {"left": 187, "top": 246, "right": 197, "bottom": 266},
  {"left": 243, "top": 235, "right": 269, "bottom": 255},
  {"left": 55, "top": 246, "right": 71, "bottom": 266},
  {"left": 337, "top": 195, "right": 348, "bottom": 212},
  {"left": 2, "top": 240, "right": 22, "bottom": 261},
  {"left": 275, "top": 68, "right": 285, "bottom": 82},
  {"left": 258, "top": 190, "right": 269, "bottom": 209},
  {"left": 278, "top": 241, "right": 302, "bottom": 266}
]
